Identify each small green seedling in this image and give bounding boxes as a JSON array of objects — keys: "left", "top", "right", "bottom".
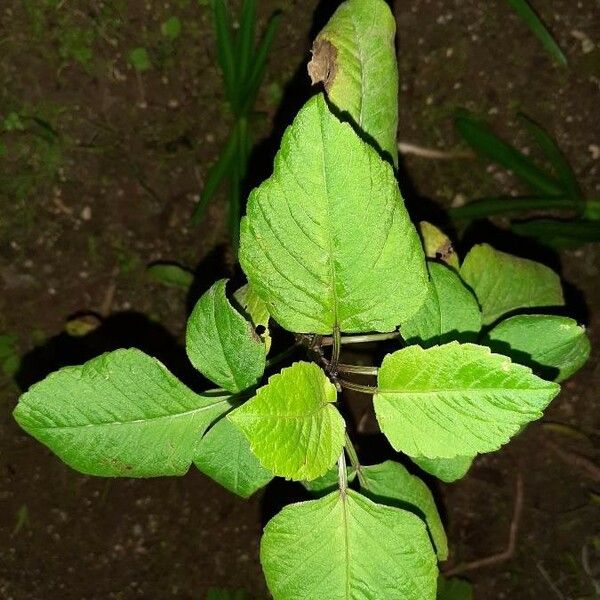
[
  {"left": 14, "top": 1, "right": 590, "bottom": 598},
  {"left": 191, "top": 0, "right": 281, "bottom": 250},
  {"left": 452, "top": 111, "right": 600, "bottom": 247}
]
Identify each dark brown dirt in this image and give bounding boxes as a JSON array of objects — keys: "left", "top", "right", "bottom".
[{"left": 0, "top": 1, "right": 598, "bottom": 599}]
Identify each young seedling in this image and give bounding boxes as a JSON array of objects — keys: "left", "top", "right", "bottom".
[
  {"left": 191, "top": 0, "right": 281, "bottom": 250},
  {"left": 451, "top": 111, "right": 600, "bottom": 247},
  {"left": 13, "top": 1, "right": 590, "bottom": 597}
]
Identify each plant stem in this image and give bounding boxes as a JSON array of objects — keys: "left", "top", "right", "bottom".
[
  {"left": 330, "top": 326, "right": 341, "bottom": 373},
  {"left": 265, "top": 344, "right": 299, "bottom": 369},
  {"left": 338, "top": 379, "right": 378, "bottom": 395},
  {"left": 337, "top": 363, "right": 378, "bottom": 376},
  {"left": 344, "top": 433, "right": 367, "bottom": 488},
  {"left": 337, "top": 450, "right": 348, "bottom": 495},
  {"left": 321, "top": 331, "right": 401, "bottom": 346}
]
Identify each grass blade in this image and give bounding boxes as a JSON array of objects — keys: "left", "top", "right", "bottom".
[
  {"left": 518, "top": 112, "right": 582, "bottom": 201},
  {"left": 236, "top": 0, "right": 257, "bottom": 110},
  {"left": 212, "top": 0, "right": 237, "bottom": 105},
  {"left": 450, "top": 196, "right": 576, "bottom": 220},
  {"left": 512, "top": 219, "right": 600, "bottom": 247},
  {"left": 191, "top": 128, "right": 238, "bottom": 226},
  {"left": 505, "top": 0, "right": 567, "bottom": 66},
  {"left": 242, "top": 11, "right": 281, "bottom": 113},
  {"left": 455, "top": 113, "right": 564, "bottom": 196}
]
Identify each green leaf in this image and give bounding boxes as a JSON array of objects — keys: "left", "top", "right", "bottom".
[
  {"left": 191, "top": 128, "right": 238, "bottom": 226},
  {"left": 486, "top": 314, "right": 590, "bottom": 382},
  {"left": 402, "top": 261, "right": 482, "bottom": 346},
  {"left": 234, "top": 283, "right": 271, "bottom": 353},
  {"left": 228, "top": 362, "right": 344, "bottom": 481},
  {"left": 128, "top": 47, "right": 151, "bottom": 72},
  {"left": 212, "top": 0, "right": 236, "bottom": 103},
  {"left": 146, "top": 262, "right": 194, "bottom": 289},
  {"left": 195, "top": 416, "right": 273, "bottom": 498},
  {"left": 505, "top": 0, "right": 567, "bottom": 66},
  {"left": 161, "top": 15, "right": 182, "bottom": 39},
  {"left": 455, "top": 113, "right": 563, "bottom": 196},
  {"left": 302, "top": 466, "right": 355, "bottom": 495},
  {"left": 261, "top": 490, "right": 438, "bottom": 600},
  {"left": 236, "top": 0, "right": 256, "bottom": 94},
  {"left": 411, "top": 455, "right": 474, "bottom": 484},
  {"left": 449, "top": 195, "right": 576, "bottom": 221},
  {"left": 437, "top": 576, "right": 473, "bottom": 600},
  {"left": 419, "top": 221, "right": 459, "bottom": 269},
  {"left": 518, "top": 113, "right": 581, "bottom": 199},
  {"left": 186, "top": 279, "right": 265, "bottom": 393},
  {"left": 13, "top": 349, "right": 233, "bottom": 477},
  {"left": 460, "top": 243, "right": 564, "bottom": 325},
  {"left": 361, "top": 461, "right": 448, "bottom": 560},
  {"left": 242, "top": 12, "right": 281, "bottom": 113},
  {"left": 374, "top": 342, "right": 560, "bottom": 459},
  {"left": 239, "top": 94, "right": 428, "bottom": 334},
  {"left": 308, "top": 0, "right": 399, "bottom": 165},
  {"left": 511, "top": 219, "right": 600, "bottom": 247}
]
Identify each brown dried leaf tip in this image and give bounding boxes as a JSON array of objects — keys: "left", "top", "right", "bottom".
[{"left": 307, "top": 38, "right": 338, "bottom": 89}]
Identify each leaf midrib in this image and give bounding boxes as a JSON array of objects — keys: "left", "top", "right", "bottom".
[{"left": 24, "top": 397, "right": 231, "bottom": 431}]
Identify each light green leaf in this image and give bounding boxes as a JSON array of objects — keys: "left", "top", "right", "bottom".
[
  {"left": 302, "top": 466, "right": 355, "bottom": 495},
  {"left": 261, "top": 489, "right": 438, "bottom": 600},
  {"left": 146, "top": 262, "right": 194, "bottom": 289},
  {"left": 402, "top": 261, "right": 482, "bottom": 346},
  {"left": 419, "top": 221, "right": 460, "bottom": 269},
  {"left": 239, "top": 94, "right": 428, "bottom": 334},
  {"left": 361, "top": 461, "right": 448, "bottom": 560},
  {"left": 186, "top": 279, "right": 265, "bottom": 393},
  {"left": 374, "top": 342, "right": 560, "bottom": 459},
  {"left": 195, "top": 416, "right": 273, "bottom": 498},
  {"left": 234, "top": 283, "right": 271, "bottom": 353},
  {"left": 308, "top": 0, "right": 399, "bottom": 165},
  {"left": 486, "top": 314, "right": 590, "bottom": 382},
  {"left": 411, "top": 455, "right": 474, "bottom": 483},
  {"left": 460, "top": 243, "right": 564, "bottom": 325},
  {"left": 437, "top": 576, "right": 473, "bottom": 600},
  {"left": 13, "top": 349, "right": 233, "bottom": 477},
  {"left": 228, "top": 362, "right": 344, "bottom": 481}
]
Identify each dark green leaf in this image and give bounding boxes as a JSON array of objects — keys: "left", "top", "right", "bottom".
[
  {"left": 455, "top": 113, "right": 563, "bottom": 196},
  {"left": 505, "top": 0, "right": 567, "bottom": 66},
  {"left": 511, "top": 219, "right": 600, "bottom": 247},
  {"left": 450, "top": 196, "right": 575, "bottom": 221},
  {"left": 518, "top": 113, "right": 581, "bottom": 200},
  {"left": 191, "top": 128, "right": 238, "bottom": 225}
]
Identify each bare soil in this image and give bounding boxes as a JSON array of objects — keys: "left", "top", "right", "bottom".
[{"left": 0, "top": 1, "right": 598, "bottom": 598}]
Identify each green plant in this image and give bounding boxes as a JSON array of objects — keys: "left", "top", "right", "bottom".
[
  {"left": 504, "top": 0, "right": 567, "bottom": 66},
  {"left": 13, "top": 1, "right": 591, "bottom": 597},
  {"left": 190, "top": 0, "right": 281, "bottom": 250},
  {"left": 451, "top": 111, "right": 600, "bottom": 247}
]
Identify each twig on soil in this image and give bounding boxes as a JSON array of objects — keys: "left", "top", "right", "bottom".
[
  {"left": 535, "top": 562, "right": 566, "bottom": 599},
  {"left": 100, "top": 268, "right": 118, "bottom": 316},
  {"left": 398, "top": 141, "right": 475, "bottom": 160},
  {"left": 546, "top": 440, "right": 600, "bottom": 483},
  {"left": 443, "top": 472, "right": 524, "bottom": 577}
]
